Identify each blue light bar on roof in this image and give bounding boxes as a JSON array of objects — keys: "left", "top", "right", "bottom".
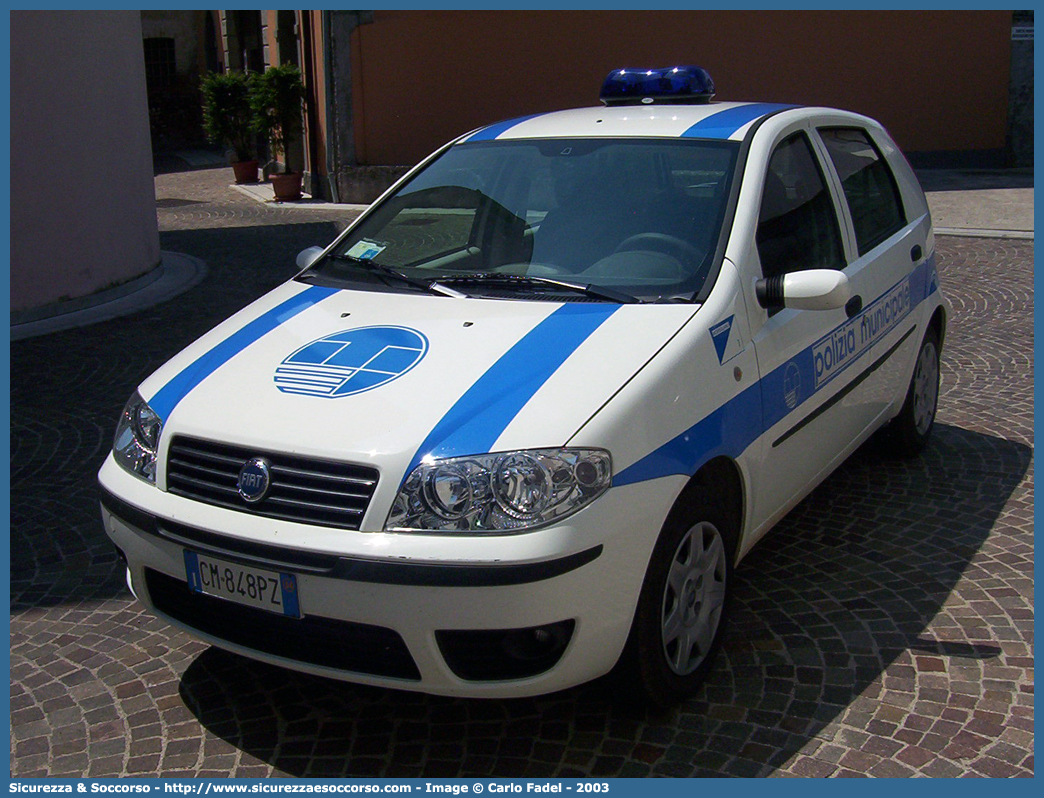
[{"left": 600, "top": 66, "right": 715, "bottom": 106}]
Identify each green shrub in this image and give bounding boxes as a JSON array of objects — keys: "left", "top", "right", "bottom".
[
  {"left": 200, "top": 70, "right": 257, "bottom": 162},
  {"left": 251, "top": 64, "right": 305, "bottom": 173}
]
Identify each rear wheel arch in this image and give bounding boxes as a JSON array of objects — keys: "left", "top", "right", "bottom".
[{"left": 929, "top": 304, "right": 947, "bottom": 352}]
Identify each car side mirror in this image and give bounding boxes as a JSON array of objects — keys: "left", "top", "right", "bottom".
[
  {"left": 296, "top": 246, "right": 326, "bottom": 270},
  {"left": 755, "top": 269, "right": 852, "bottom": 311}
]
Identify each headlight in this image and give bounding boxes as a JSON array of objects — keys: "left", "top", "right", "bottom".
[
  {"left": 386, "top": 448, "right": 611, "bottom": 533},
  {"left": 113, "top": 391, "right": 163, "bottom": 483}
]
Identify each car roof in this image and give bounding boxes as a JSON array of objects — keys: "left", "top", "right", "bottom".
[{"left": 461, "top": 102, "right": 819, "bottom": 144}]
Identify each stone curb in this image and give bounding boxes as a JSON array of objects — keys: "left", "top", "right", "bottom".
[
  {"left": 231, "top": 181, "right": 369, "bottom": 212},
  {"left": 10, "top": 251, "right": 208, "bottom": 341},
  {"left": 934, "top": 227, "right": 1033, "bottom": 240}
]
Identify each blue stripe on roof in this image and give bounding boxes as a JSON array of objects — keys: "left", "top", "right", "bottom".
[
  {"left": 403, "top": 303, "right": 619, "bottom": 479},
  {"left": 465, "top": 113, "right": 545, "bottom": 142},
  {"left": 681, "top": 103, "right": 797, "bottom": 140},
  {"left": 149, "top": 285, "right": 338, "bottom": 421}
]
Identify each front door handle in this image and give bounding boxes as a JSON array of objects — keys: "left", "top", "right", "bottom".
[{"left": 845, "top": 295, "right": 863, "bottom": 319}]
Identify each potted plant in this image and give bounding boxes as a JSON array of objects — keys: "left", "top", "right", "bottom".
[
  {"left": 252, "top": 64, "right": 305, "bottom": 201},
  {"left": 200, "top": 70, "right": 259, "bottom": 184}
]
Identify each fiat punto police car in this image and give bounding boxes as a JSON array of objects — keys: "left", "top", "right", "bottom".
[{"left": 100, "top": 67, "right": 947, "bottom": 704}]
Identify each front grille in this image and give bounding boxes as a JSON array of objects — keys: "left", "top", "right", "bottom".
[
  {"left": 166, "top": 436, "right": 379, "bottom": 530},
  {"left": 145, "top": 569, "right": 420, "bottom": 680}
]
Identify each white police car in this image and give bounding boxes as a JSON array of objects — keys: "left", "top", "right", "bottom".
[{"left": 100, "top": 67, "right": 947, "bottom": 704}]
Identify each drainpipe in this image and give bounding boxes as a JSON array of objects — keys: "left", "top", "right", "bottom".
[
  {"left": 321, "top": 11, "right": 340, "bottom": 203},
  {"left": 322, "top": 11, "right": 374, "bottom": 204}
]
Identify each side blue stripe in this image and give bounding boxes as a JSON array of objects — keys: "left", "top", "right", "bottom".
[
  {"left": 681, "top": 103, "right": 797, "bottom": 140},
  {"left": 614, "top": 382, "right": 764, "bottom": 487},
  {"left": 149, "top": 286, "right": 338, "bottom": 421},
  {"left": 615, "top": 256, "right": 935, "bottom": 486},
  {"left": 404, "top": 303, "right": 620, "bottom": 479},
  {"left": 466, "top": 113, "right": 545, "bottom": 142}
]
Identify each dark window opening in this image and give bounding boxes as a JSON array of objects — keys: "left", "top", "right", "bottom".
[
  {"left": 143, "top": 37, "right": 176, "bottom": 92},
  {"left": 756, "top": 132, "right": 845, "bottom": 280},
  {"left": 820, "top": 127, "right": 907, "bottom": 255}
]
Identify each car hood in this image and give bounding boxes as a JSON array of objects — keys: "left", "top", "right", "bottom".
[{"left": 140, "top": 281, "right": 698, "bottom": 490}]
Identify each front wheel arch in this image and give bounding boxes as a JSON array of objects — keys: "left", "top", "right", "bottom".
[
  {"left": 612, "top": 458, "right": 744, "bottom": 706},
  {"left": 676, "top": 456, "right": 744, "bottom": 563}
]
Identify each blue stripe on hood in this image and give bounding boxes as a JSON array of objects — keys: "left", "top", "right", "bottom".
[
  {"left": 149, "top": 286, "right": 338, "bottom": 421},
  {"left": 403, "top": 303, "right": 620, "bottom": 479}
]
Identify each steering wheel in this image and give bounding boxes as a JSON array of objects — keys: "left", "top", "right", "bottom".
[{"left": 613, "top": 233, "right": 702, "bottom": 264}]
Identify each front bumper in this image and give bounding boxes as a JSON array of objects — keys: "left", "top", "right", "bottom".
[{"left": 99, "top": 455, "right": 683, "bottom": 697}]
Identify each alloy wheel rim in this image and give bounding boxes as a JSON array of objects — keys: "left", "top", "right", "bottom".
[
  {"left": 661, "top": 521, "right": 727, "bottom": 676},
  {"left": 913, "top": 341, "right": 939, "bottom": 436}
]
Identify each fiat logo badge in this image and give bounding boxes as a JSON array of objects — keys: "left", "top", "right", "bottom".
[{"left": 237, "top": 457, "right": 272, "bottom": 503}]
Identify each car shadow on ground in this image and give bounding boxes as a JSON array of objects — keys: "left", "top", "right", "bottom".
[{"left": 178, "top": 422, "right": 1030, "bottom": 777}]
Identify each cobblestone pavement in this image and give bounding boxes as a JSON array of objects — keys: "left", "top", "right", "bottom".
[{"left": 10, "top": 167, "right": 1034, "bottom": 778}]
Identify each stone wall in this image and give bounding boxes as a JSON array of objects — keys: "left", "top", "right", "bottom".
[{"left": 11, "top": 10, "right": 160, "bottom": 312}]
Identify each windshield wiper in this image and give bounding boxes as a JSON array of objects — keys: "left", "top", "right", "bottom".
[
  {"left": 323, "top": 254, "right": 468, "bottom": 298},
  {"left": 435, "top": 273, "right": 640, "bottom": 304}
]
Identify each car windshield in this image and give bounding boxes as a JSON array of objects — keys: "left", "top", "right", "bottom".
[{"left": 305, "top": 137, "right": 739, "bottom": 302}]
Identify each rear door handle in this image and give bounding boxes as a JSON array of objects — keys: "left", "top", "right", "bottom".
[{"left": 911, "top": 245, "right": 923, "bottom": 262}]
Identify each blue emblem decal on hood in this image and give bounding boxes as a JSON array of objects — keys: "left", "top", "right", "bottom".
[{"left": 275, "top": 325, "right": 428, "bottom": 398}]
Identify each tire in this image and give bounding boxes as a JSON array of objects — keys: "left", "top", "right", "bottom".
[
  {"left": 617, "top": 490, "right": 734, "bottom": 708},
  {"left": 885, "top": 327, "right": 941, "bottom": 457}
]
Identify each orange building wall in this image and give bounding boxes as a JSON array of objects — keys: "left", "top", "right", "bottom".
[{"left": 351, "top": 10, "right": 1012, "bottom": 166}]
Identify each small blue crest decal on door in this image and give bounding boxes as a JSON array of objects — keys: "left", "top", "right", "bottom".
[
  {"left": 783, "top": 361, "right": 802, "bottom": 410},
  {"left": 275, "top": 325, "right": 428, "bottom": 398}
]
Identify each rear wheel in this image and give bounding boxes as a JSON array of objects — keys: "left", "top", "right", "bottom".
[
  {"left": 885, "top": 328, "right": 940, "bottom": 456},
  {"left": 618, "top": 492, "right": 734, "bottom": 707}
]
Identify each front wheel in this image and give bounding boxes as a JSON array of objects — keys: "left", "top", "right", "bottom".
[
  {"left": 884, "top": 328, "right": 941, "bottom": 456},
  {"left": 659, "top": 521, "right": 729, "bottom": 676},
  {"left": 617, "top": 494, "right": 734, "bottom": 707}
]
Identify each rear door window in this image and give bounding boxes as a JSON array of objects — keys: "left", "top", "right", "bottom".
[{"left": 819, "top": 127, "right": 907, "bottom": 255}]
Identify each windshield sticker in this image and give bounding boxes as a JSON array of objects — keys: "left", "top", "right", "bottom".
[
  {"left": 275, "top": 326, "right": 428, "bottom": 398},
  {"left": 345, "top": 240, "right": 387, "bottom": 261}
]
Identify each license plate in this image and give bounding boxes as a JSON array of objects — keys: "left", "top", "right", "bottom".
[{"left": 184, "top": 551, "right": 300, "bottom": 618}]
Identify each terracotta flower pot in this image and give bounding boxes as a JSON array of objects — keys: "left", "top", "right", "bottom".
[
  {"left": 271, "top": 172, "right": 303, "bottom": 201},
  {"left": 231, "top": 159, "right": 259, "bottom": 184}
]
